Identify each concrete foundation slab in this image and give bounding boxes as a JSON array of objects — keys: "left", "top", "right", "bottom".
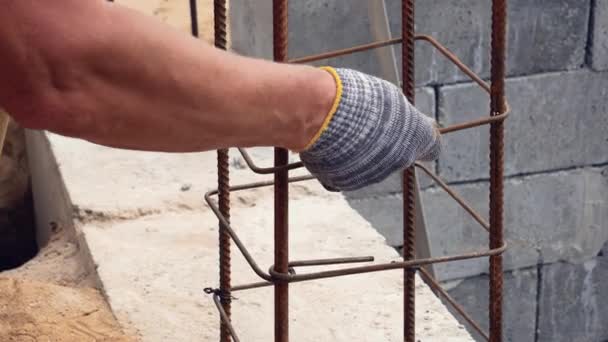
[{"left": 30, "top": 132, "right": 473, "bottom": 341}]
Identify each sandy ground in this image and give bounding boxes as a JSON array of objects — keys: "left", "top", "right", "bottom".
[
  {"left": 0, "top": 278, "right": 134, "bottom": 342},
  {"left": 0, "top": 2, "right": 215, "bottom": 341}
]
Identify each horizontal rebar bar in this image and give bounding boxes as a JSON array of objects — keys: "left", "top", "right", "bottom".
[
  {"left": 289, "top": 35, "right": 489, "bottom": 94},
  {"left": 237, "top": 148, "right": 304, "bottom": 174},
  {"left": 204, "top": 168, "right": 506, "bottom": 285}
]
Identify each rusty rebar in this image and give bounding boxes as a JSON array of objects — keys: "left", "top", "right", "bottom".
[
  {"left": 211, "top": 292, "right": 241, "bottom": 342},
  {"left": 401, "top": 1, "right": 416, "bottom": 341},
  {"left": 414, "top": 163, "right": 489, "bottom": 232},
  {"left": 419, "top": 269, "right": 490, "bottom": 341},
  {"left": 237, "top": 148, "right": 304, "bottom": 174},
  {"left": 290, "top": 37, "right": 403, "bottom": 64},
  {"left": 272, "top": 1, "right": 290, "bottom": 342},
  {"left": 489, "top": 0, "right": 507, "bottom": 341},
  {"left": 200, "top": 1, "right": 508, "bottom": 339},
  {"left": 211, "top": 0, "right": 233, "bottom": 341},
  {"left": 289, "top": 35, "right": 490, "bottom": 94},
  {"left": 203, "top": 174, "right": 505, "bottom": 282}
]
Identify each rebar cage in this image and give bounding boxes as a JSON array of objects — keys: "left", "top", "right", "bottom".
[{"left": 191, "top": 1, "right": 509, "bottom": 341}]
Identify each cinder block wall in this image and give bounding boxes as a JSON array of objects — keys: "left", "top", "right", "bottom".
[
  {"left": 231, "top": 0, "right": 607, "bottom": 341},
  {"left": 345, "top": 1, "right": 608, "bottom": 341}
]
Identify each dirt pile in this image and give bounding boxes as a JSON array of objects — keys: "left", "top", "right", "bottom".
[{"left": 0, "top": 278, "right": 135, "bottom": 341}]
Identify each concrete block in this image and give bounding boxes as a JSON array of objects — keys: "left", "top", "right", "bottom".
[
  {"left": 385, "top": 0, "right": 590, "bottom": 85},
  {"left": 592, "top": 0, "right": 608, "bottom": 71},
  {"left": 444, "top": 267, "right": 538, "bottom": 342},
  {"left": 351, "top": 166, "right": 608, "bottom": 280},
  {"left": 439, "top": 70, "right": 608, "bottom": 182},
  {"left": 345, "top": 87, "right": 436, "bottom": 199},
  {"left": 537, "top": 256, "right": 608, "bottom": 342},
  {"left": 231, "top": 0, "right": 399, "bottom": 82}
]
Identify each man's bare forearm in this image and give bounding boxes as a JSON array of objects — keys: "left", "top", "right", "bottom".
[{"left": 0, "top": 0, "right": 335, "bottom": 152}]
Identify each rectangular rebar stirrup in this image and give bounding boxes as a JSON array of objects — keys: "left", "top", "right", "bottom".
[
  {"left": 204, "top": 176, "right": 506, "bottom": 283},
  {"left": 204, "top": 176, "right": 506, "bottom": 341},
  {"left": 204, "top": 175, "right": 506, "bottom": 342}
]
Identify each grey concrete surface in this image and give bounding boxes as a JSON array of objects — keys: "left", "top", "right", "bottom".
[
  {"left": 439, "top": 70, "right": 608, "bottom": 183},
  {"left": 537, "top": 252, "right": 608, "bottom": 342},
  {"left": 444, "top": 267, "right": 538, "bottom": 342},
  {"left": 385, "top": 0, "right": 590, "bottom": 85},
  {"left": 592, "top": 0, "right": 608, "bottom": 71},
  {"left": 37, "top": 133, "right": 473, "bottom": 341},
  {"left": 349, "top": 166, "right": 608, "bottom": 280}
]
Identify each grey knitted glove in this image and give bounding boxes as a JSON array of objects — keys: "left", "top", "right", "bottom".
[{"left": 300, "top": 67, "right": 441, "bottom": 191}]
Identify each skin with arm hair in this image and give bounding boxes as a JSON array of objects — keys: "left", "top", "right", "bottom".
[
  {"left": 0, "top": 1, "right": 442, "bottom": 191},
  {"left": 0, "top": 0, "right": 335, "bottom": 152}
]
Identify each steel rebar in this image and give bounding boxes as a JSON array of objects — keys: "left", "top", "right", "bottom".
[
  {"left": 489, "top": 0, "right": 507, "bottom": 341},
  {"left": 201, "top": 1, "right": 508, "bottom": 339},
  {"left": 401, "top": 1, "right": 417, "bottom": 341},
  {"left": 272, "top": 1, "right": 290, "bottom": 342},
  {"left": 419, "top": 269, "right": 490, "bottom": 341},
  {"left": 211, "top": 0, "right": 233, "bottom": 341}
]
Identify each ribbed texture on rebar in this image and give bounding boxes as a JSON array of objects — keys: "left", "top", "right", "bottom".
[
  {"left": 214, "top": 0, "right": 228, "bottom": 49},
  {"left": 273, "top": 2, "right": 290, "bottom": 342},
  {"left": 401, "top": 1, "right": 416, "bottom": 342},
  {"left": 273, "top": 0, "right": 288, "bottom": 62},
  {"left": 212, "top": 1, "right": 232, "bottom": 341}
]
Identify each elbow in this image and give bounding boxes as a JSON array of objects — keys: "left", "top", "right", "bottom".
[
  {"left": 7, "top": 87, "right": 96, "bottom": 139},
  {"left": 0, "top": 1, "right": 103, "bottom": 137}
]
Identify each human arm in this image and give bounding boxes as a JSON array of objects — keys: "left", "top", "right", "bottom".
[
  {"left": 0, "top": 0, "right": 441, "bottom": 191},
  {"left": 0, "top": 0, "right": 334, "bottom": 152}
]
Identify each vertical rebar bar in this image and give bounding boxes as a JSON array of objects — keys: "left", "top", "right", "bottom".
[
  {"left": 273, "top": 1, "right": 290, "bottom": 342},
  {"left": 401, "top": 1, "right": 416, "bottom": 341},
  {"left": 189, "top": 2, "right": 233, "bottom": 341},
  {"left": 212, "top": 0, "right": 232, "bottom": 341},
  {"left": 489, "top": 0, "right": 507, "bottom": 341}
]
